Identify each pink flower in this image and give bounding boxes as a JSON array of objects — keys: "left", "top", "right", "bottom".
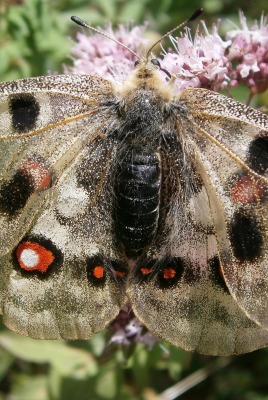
[
  {"left": 66, "top": 19, "right": 230, "bottom": 92},
  {"left": 64, "top": 24, "right": 147, "bottom": 83},
  {"left": 109, "top": 307, "right": 159, "bottom": 350},
  {"left": 226, "top": 11, "right": 268, "bottom": 94},
  {"left": 161, "top": 21, "right": 230, "bottom": 91},
  {"left": 66, "top": 12, "right": 268, "bottom": 99}
]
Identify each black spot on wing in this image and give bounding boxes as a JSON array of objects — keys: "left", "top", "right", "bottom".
[
  {"left": 229, "top": 210, "right": 263, "bottom": 261},
  {"left": 9, "top": 94, "right": 40, "bottom": 133},
  {"left": 0, "top": 170, "right": 34, "bottom": 215},
  {"left": 135, "top": 257, "right": 185, "bottom": 289},
  {"left": 157, "top": 257, "right": 185, "bottom": 289},
  {"left": 248, "top": 136, "right": 268, "bottom": 174},
  {"left": 86, "top": 255, "right": 107, "bottom": 287},
  {"left": 86, "top": 255, "right": 127, "bottom": 287},
  {"left": 183, "top": 262, "right": 202, "bottom": 284}
]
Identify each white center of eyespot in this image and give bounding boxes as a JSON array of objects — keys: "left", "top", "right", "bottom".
[{"left": 20, "top": 249, "right": 39, "bottom": 268}]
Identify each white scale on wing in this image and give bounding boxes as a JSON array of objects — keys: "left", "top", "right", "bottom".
[{"left": 56, "top": 175, "right": 89, "bottom": 219}]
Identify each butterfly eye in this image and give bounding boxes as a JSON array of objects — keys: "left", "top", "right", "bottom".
[
  {"left": 150, "top": 58, "right": 172, "bottom": 79},
  {"left": 151, "top": 59, "right": 161, "bottom": 68},
  {"left": 134, "top": 60, "right": 140, "bottom": 67},
  {"left": 136, "top": 260, "right": 156, "bottom": 282},
  {"left": 229, "top": 173, "right": 265, "bottom": 204}
]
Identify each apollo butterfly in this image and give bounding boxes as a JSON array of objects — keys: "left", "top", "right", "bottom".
[{"left": 1, "top": 10, "right": 268, "bottom": 355}]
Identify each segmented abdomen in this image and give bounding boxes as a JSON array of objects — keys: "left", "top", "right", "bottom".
[{"left": 114, "top": 153, "right": 160, "bottom": 257}]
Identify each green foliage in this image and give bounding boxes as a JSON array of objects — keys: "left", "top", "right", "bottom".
[
  {"left": 1, "top": 0, "right": 69, "bottom": 80},
  {"left": 1, "top": 319, "right": 268, "bottom": 399},
  {"left": 1, "top": 0, "right": 267, "bottom": 80},
  {"left": 0, "top": 322, "right": 191, "bottom": 400}
]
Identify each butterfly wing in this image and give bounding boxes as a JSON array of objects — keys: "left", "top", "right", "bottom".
[
  {"left": 127, "top": 89, "right": 268, "bottom": 355},
  {"left": 0, "top": 74, "right": 113, "bottom": 254},
  {"left": 128, "top": 239, "right": 268, "bottom": 355},
  {"left": 179, "top": 88, "right": 268, "bottom": 331},
  {"left": 0, "top": 75, "right": 127, "bottom": 339}
]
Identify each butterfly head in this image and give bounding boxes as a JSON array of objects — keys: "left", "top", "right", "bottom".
[
  {"left": 116, "top": 54, "right": 176, "bottom": 110},
  {"left": 71, "top": 9, "right": 203, "bottom": 85},
  {"left": 132, "top": 56, "right": 161, "bottom": 77},
  {"left": 134, "top": 56, "right": 172, "bottom": 81}
]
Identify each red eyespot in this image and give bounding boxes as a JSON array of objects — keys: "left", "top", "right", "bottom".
[
  {"left": 92, "top": 265, "right": 104, "bottom": 279},
  {"left": 231, "top": 175, "right": 264, "bottom": 203},
  {"left": 21, "top": 160, "right": 52, "bottom": 190},
  {"left": 163, "top": 268, "right": 176, "bottom": 280},
  {"left": 114, "top": 270, "right": 126, "bottom": 277},
  {"left": 140, "top": 267, "right": 153, "bottom": 275},
  {"left": 16, "top": 241, "right": 55, "bottom": 273}
]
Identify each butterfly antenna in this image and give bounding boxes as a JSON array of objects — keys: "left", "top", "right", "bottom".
[
  {"left": 71, "top": 16, "right": 139, "bottom": 59},
  {"left": 145, "top": 8, "right": 203, "bottom": 59}
]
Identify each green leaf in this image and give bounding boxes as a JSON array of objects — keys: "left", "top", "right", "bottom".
[
  {"left": 11, "top": 375, "right": 49, "bottom": 400},
  {"left": 0, "top": 347, "right": 14, "bottom": 380},
  {"left": 0, "top": 332, "right": 97, "bottom": 377}
]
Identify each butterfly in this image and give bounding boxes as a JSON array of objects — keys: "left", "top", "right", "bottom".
[{"left": 1, "top": 11, "right": 268, "bottom": 356}]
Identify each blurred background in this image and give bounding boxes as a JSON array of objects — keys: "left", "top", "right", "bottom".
[
  {"left": 1, "top": 0, "right": 268, "bottom": 399},
  {"left": 1, "top": 0, "right": 268, "bottom": 81}
]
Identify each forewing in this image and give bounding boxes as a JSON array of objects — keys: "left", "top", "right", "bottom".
[
  {"left": 0, "top": 74, "right": 113, "bottom": 253},
  {"left": 179, "top": 88, "right": 268, "bottom": 331}
]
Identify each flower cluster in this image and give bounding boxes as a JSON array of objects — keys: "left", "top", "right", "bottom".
[
  {"left": 109, "top": 306, "right": 159, "bottom": 349},
  {"left": 66, "top": 11, "right": 268, "bottom": 100},
  {"left": 226, "top": 11, "right": 268, "bottom": 95},
  {"left": 161, "top": 21, "right": 230, "bottom": 92},
  {"left": 64, "top": 24, "right": 147, "bottom": 83}
]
